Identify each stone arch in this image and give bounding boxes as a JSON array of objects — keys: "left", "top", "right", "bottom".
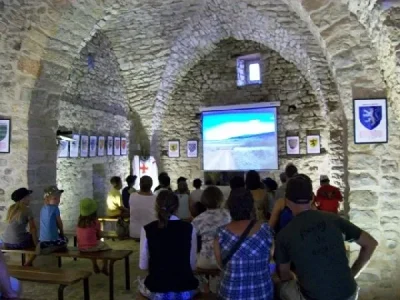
[{"left": 151, "top": 0, "right": 346, "bottom": 192}]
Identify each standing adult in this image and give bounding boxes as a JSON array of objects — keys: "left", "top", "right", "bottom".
[
  {"left": 262, "top": 177, "right": 278, "bottom": 218},
  {"left": 122, "top": 175, "right": 137, "bottom": 209},
  {"left": 246, "top": 170, "right": 267, "bottom": 221},
  {"left": 275, "top": 175, "right": 378, "bottom": 300},
  {"left": 214, "top": 188, "right": 274, "bottom": 300},
  {"left": 154, "top": 172, "right": 170, "bottom": 193},
  {"left": 129, "top": 176, "right": 157, "bottom": 239},
  {"left": 154, "top": 173, "right": 171, "bottom": 196},
  {"left": 275, "top": 164, "right": 297, "bottom": 202},
  {"left": 315, "top": 175, "right": 343, "bottom": 214}
]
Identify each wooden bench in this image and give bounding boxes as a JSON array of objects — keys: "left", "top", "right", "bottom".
[
  {"left": 52, "top": 249, "right": 132, "bottom": 300},
  {"left": 8, "top": 266, "right": 91, "bottom": 300},
  {"left": 2, "top": 248, "right": 132, "bottom": 300}
]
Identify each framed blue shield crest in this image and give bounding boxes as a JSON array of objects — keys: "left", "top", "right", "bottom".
[{"left": 354, "top": 98, "right": 388, "bottom": 144}]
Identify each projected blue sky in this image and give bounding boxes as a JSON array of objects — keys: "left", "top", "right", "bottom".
[{"left": 203, "top": 108, "right": 276, "bottom": 140}]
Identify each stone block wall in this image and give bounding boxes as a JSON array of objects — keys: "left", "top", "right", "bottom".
[
  {"left": 159, "top": 39, "right": 334, "bottom": 191},
  {"left": 57, "top": 33, "right": 130, "bottom": 230}
]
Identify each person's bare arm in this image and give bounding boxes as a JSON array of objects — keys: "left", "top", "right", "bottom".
[
  {"left": 28, "top": 219, "right": 38, "bottom": 246},
  {"left": 277, "top": 263, "right": 294, "bottom": 281},
  {"left": 213, "top": 238, "right": 222, "bottom": 269},
  {"left": 268, "top": 198, "right": 284, "bottom": 229},
  {"left": 56, "top": 215, "right": 64, "bottom": 237},
  {"left": 351, "top": 231, "right": 378, "bottom": 278}
]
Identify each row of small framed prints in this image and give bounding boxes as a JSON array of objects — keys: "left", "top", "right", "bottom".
[
  {"left": 58, "top": 134, "right": 128, "bottom": 158},
  {"left": 286, "top": 135, "right": 321, "bottom": 155}
]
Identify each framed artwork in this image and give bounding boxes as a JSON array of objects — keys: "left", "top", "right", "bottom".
[
  {"left": 80, "top": 135, "right": 89, "bottom": 157},
  {"left": 69, "top": 134, "right": 80, "bottom": 158},
  {"left": 58, "top": 140, "right": 69, "bottom": 157},
  {"left": 98, "top": 136, "right": 105, "bottom": 156},
  {"left": 168, "top": 140, "right": 180, "bottom": 158},
  {"left": 187, "top": 140, "right": 198, "bottom": 158},
  {"left": 107, "top": 136, "right": 113, "bottom": 156},
  {"left": 89, "top": 136, "right": 97, "bottom": 157},
  {"left": 286, "top": 136, "right": 300, "bottom": 155},
  {"left": 0, "top": 119, "right": 11, "bottom": 153},
  {"left": 354, "top": 98, "right": 388, "bottom": 144},
  {"left": 120, "top": 137, "right": 127, "bottom": 155},
  {"left": 306, "top": 135, "right": 321, "bottom": 154},
  {"left": 114, "top": 137, "right": 121, "bottom": 156}
]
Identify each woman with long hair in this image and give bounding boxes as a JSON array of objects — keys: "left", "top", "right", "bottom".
[
  {"left": 2, "top": 188, "right": 38, "bottom": 266},
  {"left": 138, "top": 190, "right": 198, "bottom": 299},
  {"left": 245, "top": 170, "right": 267, "bottom": 221}
]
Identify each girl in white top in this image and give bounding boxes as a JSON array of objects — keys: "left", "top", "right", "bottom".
[
  {"left": 129, "top": 176, "right": 157, "bottom": 239},
  {"left": 176, "top": 181, "right": 190, "bottom": 220}
]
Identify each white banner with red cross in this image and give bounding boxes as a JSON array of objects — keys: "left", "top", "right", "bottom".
[{"left": 132, "top": 156, "right": 159, "bottom": 191}]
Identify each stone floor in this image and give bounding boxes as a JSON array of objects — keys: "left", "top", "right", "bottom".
[{"left": 4, "top": 240, "right": 146, "bottom": 300}]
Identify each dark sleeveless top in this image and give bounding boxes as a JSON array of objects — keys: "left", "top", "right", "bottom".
[
  {"left": 276, "top": 206, "right": 293, "bottom": 233},
  {"left": 144, "top": 220, "right": 199, "bottom": 293}
]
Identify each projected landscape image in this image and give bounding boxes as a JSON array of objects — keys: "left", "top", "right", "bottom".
[{"left": 203, "top": 107, "right": 278, "bottom": 171}]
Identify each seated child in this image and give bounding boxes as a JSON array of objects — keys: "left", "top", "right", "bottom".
[
  {"left": 38, "top": 186, "right": 68, "bottom": 254},
  {"left": 0, "top": 251, "right": 21, "bottom": 298},
  {"left": 77, "top": 198, "right": 111, "bottom": 275},
  {"left": 2, "top": 188, "right": 38, "bottom": 266},
  {"left": 106, "top": 176, "right": 129, "bottom": 217}
]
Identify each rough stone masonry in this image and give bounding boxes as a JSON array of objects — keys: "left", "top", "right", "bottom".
[{"left": 0, "top": 0, "right": 399, "bottom": 298}]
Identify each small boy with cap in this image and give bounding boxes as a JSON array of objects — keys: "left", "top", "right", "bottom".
[
  {"left": 38, "top": 186, "right": 68, "bottom": 254},
  {"left": 315, "top": 175, "right": 343, "bottom": 214},
  {"left": 77, "top": 198, "right": 110, "bottom": 274}
]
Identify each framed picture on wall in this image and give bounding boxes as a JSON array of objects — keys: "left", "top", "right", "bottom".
[
  {"left": 89, "top": 136, "right": 97, "bottom": 157},
  {"left": 114, "top": 137, "right": 121, "bottom": 156},
  {"left": 187, "top": 140, "right": 198, "bottom": 158},
  {"left": 107, "top": 136, "right": 113, "bottom": 156},
  {"left": 168, "top": 140, "right": 180, "bottom": 158},
  {"left": 354, "top": 98, "right": 388, "bottom": 144},
  {"left": 306, "top": 135, "right": 321, "bottom": 154},
  {"left": 69, "top": 134, "right": 80, "bottom": 158},
  {"left": 286, "top": 136, "right": 300, "bottom": 155},
  {"left": 120, "top": 137, "right": 127, "bottom": 155},
  {"left": 98, "top": 136, "right": 105, "bottom": 156},
  {"left": 58, "top": 140, "right": 69, "bottom": 158},
  {"left": 80, "top": 135, "right": 89, "bottom": 157},
  {"left": 0, "top": 119, "right": 11, "bottom": 153}
]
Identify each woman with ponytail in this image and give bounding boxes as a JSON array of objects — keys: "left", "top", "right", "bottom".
[
  {"left": 138, "top": 190, "right": 199, "bottom": 299},
  {"left": 2, "top": 188, "right": 38, "bottom": 266}
]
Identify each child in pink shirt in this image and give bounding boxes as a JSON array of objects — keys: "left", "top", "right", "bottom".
[{"left": 77, "top": 198, "right": 111, "bottom": 275}]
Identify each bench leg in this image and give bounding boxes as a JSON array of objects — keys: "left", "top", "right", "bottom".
[
  {"left": 21, "top": 254, "right": 26, "bottom": 266},
  {"left": 73, "top": 236, "right": 77, "bottom": 261},
  {"left": 109, "top": 260, "right": 115, "bottom": 300},
  {"left": 83, "top": 277, "right": 90, "bottom": 300},
  {"left": 58, "top": 284, "right": 66, "bottom": 300},
  {"left": 125, "top": 256, "right": 130, "bottom": 290},
  {"left": 58, "top": 256, "right": 62, "bottom": 268}
]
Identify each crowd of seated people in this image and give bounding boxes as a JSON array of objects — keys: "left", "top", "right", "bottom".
[{"left": 1, "top": 165, "right": 378, "bottom": 299}]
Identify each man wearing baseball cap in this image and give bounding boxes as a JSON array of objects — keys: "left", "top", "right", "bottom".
[
  {"left": 275, "top": 174, "right": 378, "bottom": 300},
  {"left": 315, "top": 175, "right": 343, "bottom": 214}
]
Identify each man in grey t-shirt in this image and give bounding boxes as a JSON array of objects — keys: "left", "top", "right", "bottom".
[{"left": 275, "top": 175, "right": 378, "bottom": 300}]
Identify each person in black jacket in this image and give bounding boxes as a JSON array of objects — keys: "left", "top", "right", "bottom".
[{"left": 138, "top": 190, "right": 199, "bottom": 299}]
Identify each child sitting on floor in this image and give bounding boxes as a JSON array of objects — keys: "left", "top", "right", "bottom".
[
  {"left": 2, "top": 188, "right": 38, "bottom": 266},
  {"left": 77, "top": 198, "right": 111, "bottom": 275},
  {"left": 38, "top": 186, "right": 68, "bottom": 254}
]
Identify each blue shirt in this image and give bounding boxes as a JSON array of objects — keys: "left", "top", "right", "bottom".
[{"left": 39, "top": 205, "right": 60, "bottom": 241}]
